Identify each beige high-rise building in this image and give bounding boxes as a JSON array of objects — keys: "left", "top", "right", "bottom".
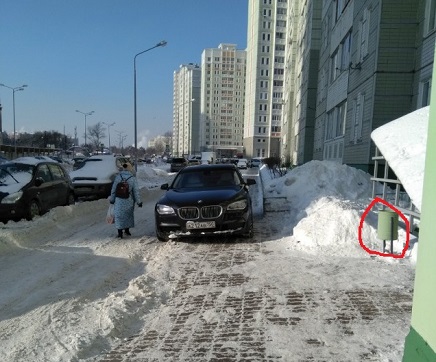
[
  {"left": 200, "top": 43, "right": 246, "bottom": 158},
  {"left": 244, "top": 0, "right": 288, "bottom": 159}
]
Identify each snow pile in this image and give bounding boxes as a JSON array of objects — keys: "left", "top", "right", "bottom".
[
  {"left": 260, "top": 161, "right": 413, "bottom": 261},
  {"left": 262, "top": 160, "right": 373, "bottom": 206},
  {"left": 136, "top": 163, "right": 174, "bottom": 189}
]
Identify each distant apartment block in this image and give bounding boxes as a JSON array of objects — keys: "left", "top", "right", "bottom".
[
  {"left": 172, "top": 0, "right": 435, "bottom": 170},
  {"left": 244, "top": 0, "right": 288, "bottom": 159},
  {"left": 200, "top": 43, "right": 246, "bottom": 158},
  {"left": 283, "top": 0, "right": 321, "bottom": 165},
  {"left": 172, "top": 63, "right": 201, "bottom": 157}
]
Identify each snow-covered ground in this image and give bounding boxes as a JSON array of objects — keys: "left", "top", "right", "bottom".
[{"left": 0, "top": 160, "right": 416, "bottom": 361}]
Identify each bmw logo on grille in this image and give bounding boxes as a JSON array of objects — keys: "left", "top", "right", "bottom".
[{"left": 197, "top": 199, "right": 203, "bottom": 204}]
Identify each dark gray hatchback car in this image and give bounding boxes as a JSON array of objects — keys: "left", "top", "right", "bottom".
[
  {"left": 170, "top": 157, "right": 188, "bottom": 173},
  {"left": 0, "top": 156, "right": 75, "bottom": 222}
]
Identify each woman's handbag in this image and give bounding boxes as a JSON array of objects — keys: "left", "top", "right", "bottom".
[{"left": 106, "top": 204, "right": 115, "bottom": 224}]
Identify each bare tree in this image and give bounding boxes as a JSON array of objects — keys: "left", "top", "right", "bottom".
[
  {"left": 88, "top": 122, "right": 106, "bottom": 151},
  {"left": 154, "top": 138, "right": 166, "bottom": 155}
]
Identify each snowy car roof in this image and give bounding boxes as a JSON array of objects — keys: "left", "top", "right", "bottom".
[
  {"left": 10, "top": 156, "right": 54, "bottom": 165},
  {"left": 69, "top": 155, "right": 125, "bottom": 180}
]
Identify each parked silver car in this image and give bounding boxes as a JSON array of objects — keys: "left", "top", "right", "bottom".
[{"left": 69, "top": 155, "right": 132, "bottom": 199}]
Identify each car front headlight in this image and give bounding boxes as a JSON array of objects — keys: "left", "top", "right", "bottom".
[
  {"left": 1, "top": 191, "right": 23, "bottom": 204},
  {"left": 227, "top": 199, "right": 247, "bottom": 210},
  {"left": 156, "top": 204, "right": 176, "bottom": 215}
]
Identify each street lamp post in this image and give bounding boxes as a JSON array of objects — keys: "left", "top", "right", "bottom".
[
  {"left": 133, "top": 40, "right": 167, "bottom": 171},
  {"left": 0, "top": 83, "right": 28, "bottom": 157},
  {"left": 103, "top": 121, "right": 115, "bottom": 151},
  {"left": 75, "top": 110, "right": 94, "bottom": 147}
]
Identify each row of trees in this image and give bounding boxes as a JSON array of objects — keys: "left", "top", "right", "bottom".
[{"left": 0, "top": 122, "right": 173, "bottom": 158}]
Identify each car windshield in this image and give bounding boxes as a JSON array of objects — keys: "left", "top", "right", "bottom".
[
  {"left": 173, "top": 169, "right": 241, "bottom": 188},
  {"left": 0, "top": 163, "right": 34, "bottom": 186}
]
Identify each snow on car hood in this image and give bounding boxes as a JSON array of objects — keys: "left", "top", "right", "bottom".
[{"left": 0, "top": 170, "right": 32, "bottom": 195}]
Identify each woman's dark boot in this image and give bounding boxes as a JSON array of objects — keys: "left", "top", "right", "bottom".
[
  {"left": 117, "top": 229, "right": 123, "bottom": 238},
  {"left": 125, "top": 228, "right": 131, "bottom": 236}
]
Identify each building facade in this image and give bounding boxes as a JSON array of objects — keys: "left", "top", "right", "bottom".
[
  {"left": 310, "top": 0, "right": 432, "bottom": 172},
  {"left": 172, "top": 63, "right": 201, "bottom": 157},
  {"left": 284, "top": 0, "right": 321, "bottom": 165},
  {"left": 200, "top": 43, "right": 246, "bottom": 158},
  {"left": 244, "top": 0, "right": 288, "bottom": 159}
]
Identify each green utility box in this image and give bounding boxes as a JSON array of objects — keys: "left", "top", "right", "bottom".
[{"left": 377, "top": 210, "right": 399, "bottom": 240}]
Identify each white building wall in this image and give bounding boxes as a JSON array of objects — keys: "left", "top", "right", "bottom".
[
  {"left": 172, "top": 64, "right": 201, "bottom": 157},
  {"left": 244, "top": 0, "right": 288, "bottom": 159},
  {"left": 200, "top": 44, "right": 246, "bottom": 157}
]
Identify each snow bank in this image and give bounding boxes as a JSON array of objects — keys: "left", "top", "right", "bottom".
[{"left": 260, "top": 161, "right": 414, "bottom": 262}]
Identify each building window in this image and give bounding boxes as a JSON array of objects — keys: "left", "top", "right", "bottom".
[
  {"left": 357, "top": 9, "right": 370, "bottom": 63},
  {"left": 336, "top": 0, "right": 351, "bottom": 21},
  {"left": 420, "top": 79, "right": 432, "bottom": 107},
  {"left": 325, "top": 111, "right": 334, "bottom": 140},
  {"left": 425, "top": 0, "right": 436, "bottom": 34},
  {"left": 351, "top": 93, "right": 364, "bottom": 143},
  {"left": 340, "top": 32, "right": 352, "bottom": 70},
  {"left": 335, "top": 101, "right": 347, "bottom": 138},
  {"left": 325, "top": 101, "right": 347, "bottom": 141},
  {"left": 330, "top": 49, "right": 339, "bottom": 82},
  {"left": 322, "top": 17, "right": 329, "bottom": 51}
]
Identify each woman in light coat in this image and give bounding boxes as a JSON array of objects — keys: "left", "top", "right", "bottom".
[{"left": 109, "top": 163, "right": 142, "bottom": 238}]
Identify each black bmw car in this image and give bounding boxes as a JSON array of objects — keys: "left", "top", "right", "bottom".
[{"left": 155, "top": 164, "right": 256, "bottom": 241}]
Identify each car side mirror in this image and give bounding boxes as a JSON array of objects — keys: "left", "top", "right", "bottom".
[
  {"left": 35, "top": 177, "right": 44, "bottom": 187},
  {"left": 160, "top": 183, "right": 169, "bottom": 190}
]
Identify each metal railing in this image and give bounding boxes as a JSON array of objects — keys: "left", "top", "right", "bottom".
[{"left": 371, "top": 147, "right": 420, "bottom": 235}]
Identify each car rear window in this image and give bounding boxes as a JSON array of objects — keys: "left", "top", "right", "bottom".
[{"left": 172, "top": 158, "right": 186, "bottom": 163}]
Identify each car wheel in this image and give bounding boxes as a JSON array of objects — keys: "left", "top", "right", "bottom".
[
  {"left": 242, "top": 215, "right": 254, "bottom": 239},
  {"left": 67, "top": 193, "right": 76, "bottom": 206},
  {"left": 156, "top": 226, "right": 170, "bottom": 242},
  {"left": 27, "top": 200, "right": 41, "bottom": 220}
]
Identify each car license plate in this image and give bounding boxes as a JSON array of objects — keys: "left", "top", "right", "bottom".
[{"left": 186, "top": 221, "right": 216, "bottom": 229}]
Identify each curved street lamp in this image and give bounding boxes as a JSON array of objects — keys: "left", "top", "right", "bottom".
[
  {"left": 133, "top": 40, "right": 167, "bottom": 170},
  {"left": 0, "top": 83, "right": 28, "bottom": 157},
  {"left": 75, "top": 110, "right": 94, "bottom": 147},
  {"left": 103, "top": 121, "right": 115, "bottom": 151}
]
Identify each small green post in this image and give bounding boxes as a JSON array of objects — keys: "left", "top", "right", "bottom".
[{"left": 377, "top": 210, "right": 398, "bottom": 253}]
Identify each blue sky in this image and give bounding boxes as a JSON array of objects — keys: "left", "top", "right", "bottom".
[{"left": 0, "top": 0, "right": 248, "bottom": 148}]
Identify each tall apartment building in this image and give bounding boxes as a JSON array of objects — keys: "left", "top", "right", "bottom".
[
  {"left": 172, "top": 63, "right": 201, "bottom": 157},
  {"left": 244, "top": 0, "right": 288, "bottom": 159},
  {"left": 311, "top": 0, "right": 430, "bottom": 172},
  {"left": 283, "top": 0, "right": 321, "bottom": 165},
  {"left": 200, "top": 43, "right": 246, "bottom": 158}
]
